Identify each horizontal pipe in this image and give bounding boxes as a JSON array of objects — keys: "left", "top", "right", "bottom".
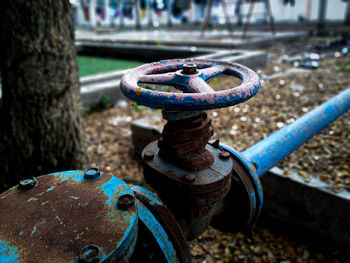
[{"left": 242, "top": 88, "right": 350, "bottom": 177}]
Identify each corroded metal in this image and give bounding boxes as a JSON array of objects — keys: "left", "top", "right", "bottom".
[
  {"left": 220, "top": 143, "right": 264, "bottom": 220},
  {"left": 219, "top": 151, "right": 230, "bottom": 160},
  {"left": 18, "top": 177, "right": 37, "bottom": 190},
  {"left": 77, "top": 245, "right": 102, "bottom": 263},
  {"left": 181, "top": 63, "right": 198, "bottom": 75},
  {"left": 131, "top": 185, "right": 191, "bottom": 263},
  {"left": 117, "top": 194, "right": 136, "bottom": 210},
  {"left": 142, "top": 142, "right": 232, "bottom": 240},
  {"left": 210, "top": 143, "right": 263, "bottom": 231},
  {"left": 134, "top": 199, "right": 180, "bottom": 263},
  {"left": 158, "top": 112, "right": 214, "bottom": 171},
  {"left": 84, "top": 167, "right": 101, "bottom": 180},
  {"left": 120, "top": 58, "right": 261, "bottom": 111},
  {"left": 0, "top": 170, "right": 138, "bottom": 263}
]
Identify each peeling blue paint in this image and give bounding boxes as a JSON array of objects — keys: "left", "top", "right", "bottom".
[
  {"left": 97, "top": 176, "right": 139, "bottom": 261},
  {"left": 131, "top": 186, "right": 162, "bottom": 205},
  {"left": 121, "top": 59, "right": 260, "bottom": 111},
  {"left": 27, "top": 197, "right": 38, "bottom": 203},
  {"left": 136, "top": 200, "right": 179, "bottom": 263},
  {"left": 219, "top": 143, "right": 263, "bottom": 219},
  {"left": 0, "top": 240, "right": 20, "bottom": 263},
  {"left": 1, "top": 171, "right": 139, "bottom": 262},
  {"left": 46, "top": 186, "right": 55, "bottom": 192},
  {"left": 99, "top": 176, "right": 127, "bottom": 206},
  {"left": 31, "top": 219, "right": 46, "bottom": 235}
]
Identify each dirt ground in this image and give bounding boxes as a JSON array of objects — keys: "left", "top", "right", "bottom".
[{"left": 85, "top": 36, "right": 350, "bottom": 262}]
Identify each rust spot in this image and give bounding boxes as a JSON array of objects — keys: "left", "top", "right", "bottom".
[
  {"left": 0, "top": 171, "right": 137, "bottom": 262},
  {"left": 136, "top": 87, "right": 142, "bottom": 96}
]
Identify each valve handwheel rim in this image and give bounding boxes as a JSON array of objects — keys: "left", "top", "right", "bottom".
[{"left": 120, "top": 58, "right": 261, "bottom": 111}]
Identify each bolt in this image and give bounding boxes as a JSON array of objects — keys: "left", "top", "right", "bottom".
[
  {"left": 77, "top": 245, "right": 101, "bottom": 263},
  {"left": 117, "top": 194, "right": 135, "bottom": 210},
  {"left": 18, "top": 177, "right": 37, "bottom": 190},
  {"left": 219, "top": 151, "right": 230, "bottom": 160},
  {"left": 143, "top": 150, "right": 154, "bottom": 161},
  {"left": 84, "top": 168, "right": 101, "bottom": 180},
  {"left": 182, "top": 173, "right": 196, "bottom": 183},
  {"left": 182, "top": 63, "right": 198, "bottom": 75},
  {"left": 211, "top": 139, "right": 220, "bottom": 148}
]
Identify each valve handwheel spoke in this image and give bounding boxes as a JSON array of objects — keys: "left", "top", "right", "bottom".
[
  {"left": 139, "top": 72, "right": 176, "bottom": 85},
  {"left": 121, "top": 58, "right": 261, "bottom": 111},
  {"left": 200, "top": 65, "right": 226, "bottom": 81},
  {"left": 185, "top": 77, "right": 215, "bottom": 93}
]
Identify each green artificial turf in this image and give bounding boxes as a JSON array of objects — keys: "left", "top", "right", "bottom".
[{"left": 77, "top": 55, "right": 144, "bottom": 77}]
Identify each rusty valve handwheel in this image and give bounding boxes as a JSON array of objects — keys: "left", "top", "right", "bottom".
[{"left": 120, "top": 58, "right": 261, "bottom": 111}]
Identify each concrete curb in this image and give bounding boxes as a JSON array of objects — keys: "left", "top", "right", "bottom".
[
  {"left": 76, "top": 31, "right": 308, "bottom": 50},
  {"left": 262, "top": 166, "right": 350, "bottom": 248}
]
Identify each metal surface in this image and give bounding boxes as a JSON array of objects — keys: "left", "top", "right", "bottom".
[
  {"left": 220, "top": 143, "right": 263, "bottom": 218},
  {"left": 84, "top": 167, "right": 101, "bottom": 180},
  {"left": 18, "top": 177, "right": 37, "bottom": 190},
  {"left": 142, "top": 142, "right": 232, "bottom": 240},
  {"left": 134, "top": 199, "right": 180, "bottom": 263},
  {"left": 77, "top": 245, "right": 102, "bottom": 263},
  {"left": 210, "top": 143, "right": 264, "bottom": 230},
  {"left": 162, "top": 110, "right": 203, "bottom": 121},
  {"left": 131, "top": 186, "right": 191, "bottom": 263},
  {"left": 242, "top": 87, "right": 350, "bottom": 177},
  {"left": 120, "top": 58, "right": 260, "bottom": 111},
  {"left": 117, "top": 194, "right": 136, "bottom": 210},
  {"left": 0, "top": 170, "right": 138, "bottom": 263},
  {"left": 158, "top": 112, "right": 214, "bottom": 171},
  {"left": 181, "top": 63, "right": 198, "bottom": 75}
]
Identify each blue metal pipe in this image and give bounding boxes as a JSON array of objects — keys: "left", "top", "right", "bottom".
[{"left": 242, "top": 88, "right": 350, "bottom": 177}]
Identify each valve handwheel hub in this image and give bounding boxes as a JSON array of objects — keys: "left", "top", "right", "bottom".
[{"left": 120, "top": 58, "right": 261, "bottom": 111}]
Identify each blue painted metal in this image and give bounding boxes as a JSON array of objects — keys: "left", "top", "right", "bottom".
[
  {"left": 136, "top": 199, "right": 180, "bottom": 263},
  {"left": 0, "top": 170, "right": 138, "bottom": 262},
  {"left": 131, "top": 185, "right": 163, "bottom": 206},
  {"left": 84, "top": 168, "right": 101, "bottom": 179},
  {"left": 131, "top": 185, "right": 192, "bottom": 263},
  {"left": 0, "top": 240, "right": 20, "bottom": 263},
  {"left": 77, "top": 245, "right": 106, "bottom": 262},
  {"left": 219, "top": 143, "right": 263, "bottom": 220},
  {"left": 242, "top": 88, "right": 350, "bottom": 177},
  {"left": 120, "top": 58, "right": 261, "bottom": 111}
]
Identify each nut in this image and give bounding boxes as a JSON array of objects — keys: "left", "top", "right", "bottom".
[
  {"left": 182, "top": 63, "right": 198, "bottom": 75},
  {"left": 18, "top": 177, "right": 37, "bottom": 190},
  {"left": 219, "top": 151, "right": 230, "bottom": 160},
  {"left": 77, "top": 245, "right": 101, "bottom": 263},
  {"left": 143, "top": 150, "right": 154, "bottom": 161},
  {"left": 182, "top": 173, "right": 196, "bottom": 183},
  {"left": 117, "top": 194, "right": 135, "bottom": 210},
  {"left": 84, "top": 168, "right": 101, "bottom": 180}
]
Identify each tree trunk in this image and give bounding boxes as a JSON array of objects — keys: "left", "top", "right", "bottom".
[{"left": 0, "top": 0, "right": 88, "bottom": 191}]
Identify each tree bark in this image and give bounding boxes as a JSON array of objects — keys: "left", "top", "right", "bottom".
[{"left": 0, "top": 0, "right": 88, "bottom": 191}]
